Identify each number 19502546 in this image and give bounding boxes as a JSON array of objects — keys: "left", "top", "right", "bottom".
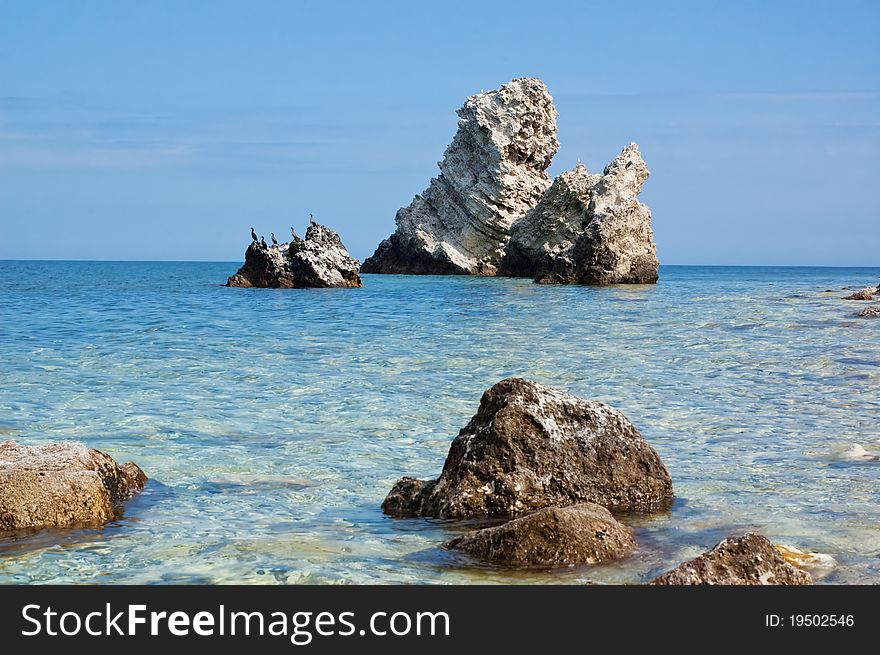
[{"left": 765, "top": 614, "right": 854, "bottom": 628}]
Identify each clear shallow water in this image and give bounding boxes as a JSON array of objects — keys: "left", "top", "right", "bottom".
[{"left": 0, "top": 262, "right": 878, "bottom": 585}]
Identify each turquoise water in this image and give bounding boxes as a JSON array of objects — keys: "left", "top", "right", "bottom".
[{"left": 0, "top": 262, "right": 878, "bottom": 584}]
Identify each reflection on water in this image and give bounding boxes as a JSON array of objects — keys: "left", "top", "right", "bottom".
[{"left": 0, "top": 262, "right": 878, "bottom": 584}]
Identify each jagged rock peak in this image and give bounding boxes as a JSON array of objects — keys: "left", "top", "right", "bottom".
[
  {"left": 534, "top": 142, "right": 659, "bottom": 285},
  {"left": 443, "top": 77, "right": 560, "bottom": 218},
  {"left": 501, "top": 162, "right": 600, "bottom": 277},
  {"left": 502, "top": 142, "right": 658, "bottom": 285},
  {"left": 593, "top": 142, "right": 650, "bottom": 208},
  {"left": 361, "top": 77, "right": 559, "bottom": 275}
]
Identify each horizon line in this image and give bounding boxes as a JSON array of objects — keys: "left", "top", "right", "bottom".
[{"left": 0, "top": 259, "right": 878, "bottom": 270}]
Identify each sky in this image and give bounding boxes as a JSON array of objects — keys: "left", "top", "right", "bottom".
[{"left": 0, "top": 0, "right": 877, "bottom": 265}]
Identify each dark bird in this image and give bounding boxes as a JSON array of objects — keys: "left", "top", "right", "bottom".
[
  {"left": 309, "top": 213, "right": 317, "bottom": 226},
  {"left": 290, "top": 226, "right": 300, "bottom": 241},
  {"left": 270, "top": 232, "right": 279, "bottom": 246},
  {"left": 250, "top": 227, "right": 258, "bottom": 242},
  {"left": 260, "top": 236, "right": 268, "bottom": 249}
]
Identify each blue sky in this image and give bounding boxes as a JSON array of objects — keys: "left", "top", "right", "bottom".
[{"left": 0, "top": 1, "right": 877, "bottom": 265}]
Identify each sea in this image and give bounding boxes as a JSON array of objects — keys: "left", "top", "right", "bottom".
[{"left": 0, "top": 262, "right": 878, "bottom": 584}]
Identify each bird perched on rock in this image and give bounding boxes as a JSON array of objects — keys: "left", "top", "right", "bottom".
[
  {"left": 291, "top": 226, "right": 300, "bottom": 241},
  {"left": 309, "top": 213, "right": 317, "bottom": 226},
  {"left": 250, "top": 227, "right": 258, "bottom": 242},
  {"left": 260, "top": 236, "right": 268, "bottom": 249},
  {"left": 270, "top": 232, "right": 279, "bottom": 247}
]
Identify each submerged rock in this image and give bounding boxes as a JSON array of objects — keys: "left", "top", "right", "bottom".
[
  {"left": 843, "top": 287, "right": 876, "bottom": 300},
  {"left": 361, "top": 78, "right": 559, "bottom": 275},
  {"left": 776, "top": 544, "right": 837, "bottom": 579},
  {"left": 443, "top": 502, "right": 635, "bottom": 567},
  {"left": 531, "top": 144, "right": 659, "bottom": 285},
  {"left": 382, "top": 378, "right": 673, "bottom": 519},
  {"left": 0, "top": 440, "right": 146, "bottom": 532},
  {"left": 857, "top": 305, "right": 880, "bottom": 318},
  {"left": 227, "top": 222, "right": 362, "bottom": 288},
  {"left": 838, "top": 443, "right": 880, "bottom": 461},
  {"left": 650, "top": 533, "right": 812, "bottom": 585}
]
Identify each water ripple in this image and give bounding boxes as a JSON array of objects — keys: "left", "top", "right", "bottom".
[{"left": 0, "top": 262, "right": 878, "bottom": 584}]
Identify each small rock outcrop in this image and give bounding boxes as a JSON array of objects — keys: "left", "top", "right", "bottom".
[
  {"left": 843, "top": 287, "right": 876, "bottom": 301},
  {"left": 0, "top": 441, "right": 147, "bottom": 532},
  {"left": 382, "top": 378, "right": 673, "bottom": 519},
  {"left": 857, "top": 305, "right": 880, "bottom": 318},
  {"left": 227, "top": 222, "right": 362, "bottom": 288},
  {"left": 650, "top": 533, "right": 812, "bottom": 585},
  {"left": 443, "top": 503, "right": 635, "bottom": 567},
  {"left": 528, "top": 144, "right": 659, "bottom": 285},
  {"left": 361, "top": 78, "right": 559, "bottom": 275}
]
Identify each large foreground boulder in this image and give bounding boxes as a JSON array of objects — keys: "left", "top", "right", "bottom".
[
  {"left": 227, "top": 222, "right": 362, "bottom": 288},
  {"left": 382, "top": 378, "right": 673, "bottom": 519},
  {"left": 361, "top": 78, "right": 559, "bottom": 275},
  {"left": 650, "top": 533, "right": 812, "bottom": 585},
  {"left": 444, "top": 503, "right": 635, "bottom": 567},
  {"left": 0, "top": 441, "right": 147, "bottom": 532},
  {"left": 526, "top": 144, "right": 659, "bottom": 285}
]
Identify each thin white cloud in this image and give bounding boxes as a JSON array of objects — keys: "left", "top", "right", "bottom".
[
  {"left": 556, "top": 90, "right": 880, "bottom": 103},
  {"left": 716, "top": 91, "right": 880, "bottom": 101},
  {"left": 0, "top": 142, "right": 197, "bottom": 168}
]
